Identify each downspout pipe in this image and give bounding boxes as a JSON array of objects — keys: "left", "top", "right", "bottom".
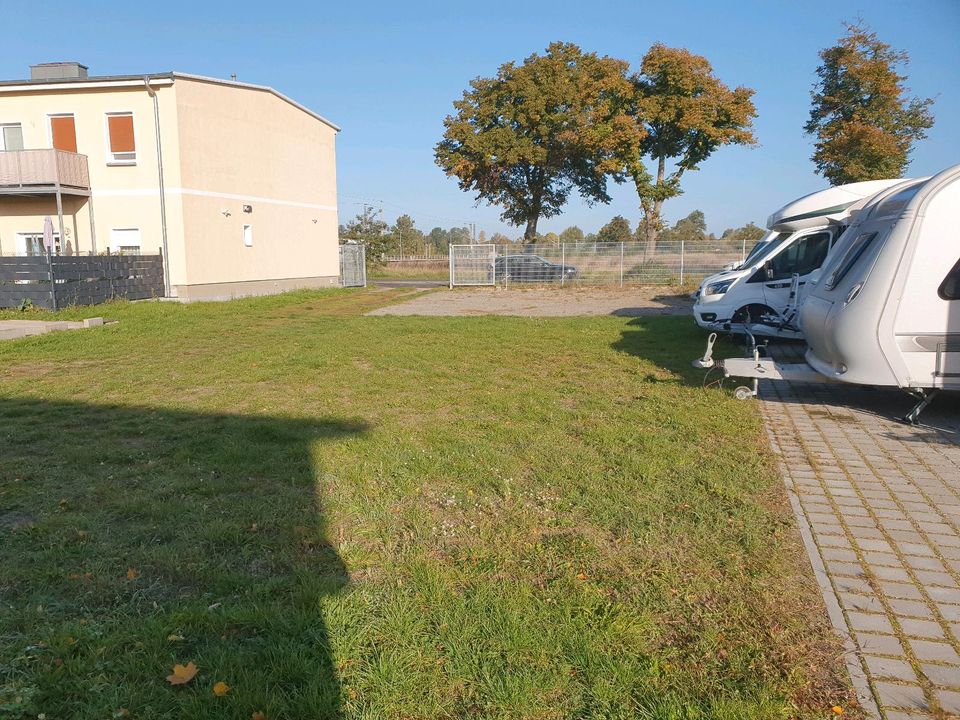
[{"left": 144, "top": 76, "right": 171, "bottom": 297}]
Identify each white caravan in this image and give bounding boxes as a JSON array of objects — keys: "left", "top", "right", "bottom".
[
  {"left": 692, "top": 179, "right": 906, "bottom": 338},
  {"left": 706, "top": 163, "right": 960, "bottom": 423}
]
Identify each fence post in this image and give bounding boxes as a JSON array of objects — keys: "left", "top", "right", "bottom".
[
  {"left": 741, "top": 238, "right": 746, "bottom": 264},
  {"left": 620, "top": 242, "right": 624, "bottom": 287},
  {"left": 679, "top": 239, "right": 685, "bottom": 286},
  {"left": 448, "top": 243, "right": 453, "bottom": 289},
  {"left": 560, "top": 242, "right": 565, "bottom": 287},
  {"left": 46, "top": 246, "right": 58, "bottom": 311}
]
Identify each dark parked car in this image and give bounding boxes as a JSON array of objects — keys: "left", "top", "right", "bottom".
[{"left": 495, "top": 255, "right": 580, "bottom": 283}]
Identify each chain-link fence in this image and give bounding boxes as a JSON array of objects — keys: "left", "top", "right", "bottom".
[
  {"left": 449, "top": 241, "right": 745, "bottom": 288},
  {"left": 339, "top": 243, "right": 367, "bottom": 287}
]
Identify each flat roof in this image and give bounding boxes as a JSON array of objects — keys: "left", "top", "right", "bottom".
[{"left": 0, "top": 71, "right": 339, "bottom": 132}]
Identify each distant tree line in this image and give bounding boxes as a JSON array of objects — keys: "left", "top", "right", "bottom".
[{"left": 340, "top": 208, "right": 764, "bottom": 264}]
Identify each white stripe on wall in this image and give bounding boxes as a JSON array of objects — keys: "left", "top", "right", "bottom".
[{"left": 92, "top": 187, "right": 337, "bottom": 212}]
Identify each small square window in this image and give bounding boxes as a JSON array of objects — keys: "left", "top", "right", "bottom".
[{"left": 243, "top": 224, "right": 253, "bottom": 247}]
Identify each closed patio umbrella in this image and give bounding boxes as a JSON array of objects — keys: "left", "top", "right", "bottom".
[{"left": 43, "top": 216, "right": 55, "bottom": 255}]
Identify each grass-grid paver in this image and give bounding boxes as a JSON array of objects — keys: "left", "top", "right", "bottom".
[{"left": 758, "top": 343, "right": 960, "bottom": 719}]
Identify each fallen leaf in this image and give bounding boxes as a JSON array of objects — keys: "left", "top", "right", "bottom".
[
  {"left": 212, "top": 681, "right": 230, "bottom": 696},
  {"left": 166, "top": 661, "right": 198, "bottom": 685},
  {"left": 167, "top": 634, "right": 184, "bottom": 642},
  {"left": 831, "top": 707, "right": 843, "bottom": 716},
  {"left": 251, "top": 712, "right": 267, "bottom": 720},
  {"left": 126, "top": 568, "right": 140, "bottom": 581},
  {"left": 575, "top": 572, "right": 587, "bottom": 581}
]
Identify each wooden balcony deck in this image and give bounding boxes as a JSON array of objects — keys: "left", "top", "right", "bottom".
[{"left": 0, "top": 149, "right": 91, "bottom": 195}]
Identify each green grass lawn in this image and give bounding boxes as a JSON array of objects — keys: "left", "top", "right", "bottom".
[{"left": 0, "top": 289, "right": 851, "bottom": 719}]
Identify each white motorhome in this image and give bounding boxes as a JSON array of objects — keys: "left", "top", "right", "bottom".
[
  {"left": 709, "top": 163, "right": 960, "bottom": 423},
  {"left": 692, "top": 179, "right": 906, "bottom": 338}
]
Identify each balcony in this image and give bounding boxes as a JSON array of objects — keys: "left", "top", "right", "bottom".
[{"left": 0, "top": 149, "right": 91, "bottom": 196}]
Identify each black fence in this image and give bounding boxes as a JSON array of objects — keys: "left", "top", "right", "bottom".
[{"left": 0, "top": 254, "right": 165, "bottom": 310}]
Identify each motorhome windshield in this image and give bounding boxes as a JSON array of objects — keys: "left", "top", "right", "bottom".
[{"left": 747, "top": 232, "right": 790, "bottom": 266}]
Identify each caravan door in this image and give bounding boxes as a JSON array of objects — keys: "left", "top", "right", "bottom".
[{"left": 760, "top": 229, "right": 834, "bottom": 317}]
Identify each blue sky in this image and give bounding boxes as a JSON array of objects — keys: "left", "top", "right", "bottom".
[{"left": 4, "top": 0, "right": 958, "bottom": 237}]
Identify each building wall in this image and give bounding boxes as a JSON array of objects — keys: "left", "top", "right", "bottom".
[
  {"left": 0, "top": 81, "right": 187, "bottom": 285},
  {"left": 171, "top": 77, "right": 339, "bottom": 294},
  {"left": 0, "top": 75, "right": 340, "bottom": 300}
]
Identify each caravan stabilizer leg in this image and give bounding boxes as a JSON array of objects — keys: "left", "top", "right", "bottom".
[{"left": 901, "top": 389, "right": 940, "bottom": 425}]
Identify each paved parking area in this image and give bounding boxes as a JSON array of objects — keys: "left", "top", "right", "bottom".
[
  {"left": 367, "top": 286, "right": 691, "bottom": 317},
  {"left": 758, "top": 346, "right": 960, "bottom": 719}
]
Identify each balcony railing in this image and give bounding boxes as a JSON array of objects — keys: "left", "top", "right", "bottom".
[{"left": 0, "top": 149, "right": 90, "bottom": 192}]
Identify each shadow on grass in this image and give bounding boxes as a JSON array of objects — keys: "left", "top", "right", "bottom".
[{"left": 0, "top": 397, "right": 367, "bottom": 719}]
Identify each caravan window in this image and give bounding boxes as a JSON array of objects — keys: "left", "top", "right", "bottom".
[
  {"left": 939, "top": 258, "right": 960, "bottom": 300},
  {"left": 766, "top": 231, "right": 831, "bottom": 280},
  {"left": 826, "top": 232, "right": 878, "bottom": 290}
]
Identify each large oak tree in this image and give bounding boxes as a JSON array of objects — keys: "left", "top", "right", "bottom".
[
  {"left": 436, "top": 42, "right": 643, "bottom": 241},
  {"left": 625, "top": 45, "right": 757, "bottom": 251},
  {"left": 805, "top": 22, "right": 934, "bottom": 185}
]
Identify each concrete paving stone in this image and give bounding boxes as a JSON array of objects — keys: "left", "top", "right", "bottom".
[
  {"left": 936, "top": 689, "right": 960, "bottom": 713},
  {"left": 880, "top": 581, "right": 925, "bottom": 600},
  {"left": 930, "top": 534, "right": 960, "bottom": 549},
  {"left": 856, "top": 527, "right": 888, "bottom": 540},
  {"left": 874, "top": 508, "right": 909, "bottom": 519},
  {"left": 847, "top": 515, "right": 881, "bottom": 528},
  {"left": 908, "top": 639, "right": 960, "bottom": 664},
  {"left": 937, "top": 604, "right": 960, "bottom": 622},
  {"left": 920, "top": 663, "right": 960, "bottom": 689},
  {"left": 819, "top": 534, "right": 854, "bottom": 549},
  {"left": 845, "top": 505, "right": 873, "bottom": 517},
  {"left": 881, "top": 712, "right": 929, "bottom": 720},
  {"left": 848, "top": 611, "right": 896, "bottom": 634},
  {"left": 840, "top": 592, "right": 885, "bottom": 613},
  {"left": 896, "top": 540, "right": 936, "bottom": 557},
  {"left": 899, "top": 618, "right": 946, "bottom": 639},
  {"left": 862, "top": 551, "right": 903, "bottom": 567},
  {"left": 834, "top": 576, "right": 876, "bottom": 595},
  {"left": 927, "top": 586, "right": 960, "bottom": 603},
  {"left": 859, "top": 538, "right": 896, "bottom": 553},
  {"left": 888, "top": 598, "right": 936, "bottom": 619},
  {"left": 890, "top": 531, "right": 927, "bottom": 545},
  {"left": 874, "top": 681, "right": 928, "bottom": 711},
  {"left": 883, "top": 519, "right": 919, "bottom": 532},
  {"left": 828, "top": 560, "right": 868, "bottom": 578},
  {"left": 807, "top": 512, "right": 841, "bottom": 526},
  {"left": 903, "top": 502, "right": 936, "bottom": 513},
  {"left": 872, "top": 565, "right": 915, "bottom": 583},
  {"left": 913, "top": 570, "right": 957, "bottom": 587},
  {"left": 822, "top": 547, "right": 861, "bottom": 563},
  {"left": 864, "top": 655, "right": 918, "bottom": 682},
  {"left": 904, "top": 555, "right": 947, "bottom": 572},
  {"left": 869, "top": 499, "right": 900, "bottom": 509},
  {"left": 918, "top": 523, "right": 955, "bottom": 536},
  {"left": 855, "top": 632, "right": 908, "bottom": 657}
]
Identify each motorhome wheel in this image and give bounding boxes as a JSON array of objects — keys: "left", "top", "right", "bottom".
[{"left": 734, "top": 386, "right": 754, "bottom": 400}]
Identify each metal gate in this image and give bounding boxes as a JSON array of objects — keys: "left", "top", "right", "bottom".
[
  {"left": 449, "top": 244, "right": 495, "bottom": 287},
  {"left": 339, "top": 243, "right": 366, "bottom": 287}
]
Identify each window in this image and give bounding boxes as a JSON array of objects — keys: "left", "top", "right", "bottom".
[
  {"left": 243, "top": 224, "right": 253, "bottom": 247},
  {"left": 16, "top": 232, "right": 61, "bottom": 256},
  {"left": 49, "top": 114, "right": 77, "bottom": 152},
  {"left": 0, "top": 123, "right": 24, "bottom": 151},
  {"left": 766, "top": 231, "right": 832, "bottom": 280},
  {"left": 939, "top": 257, "right": 960, "bottom": 301},
  {"left": 109, "top": 228, "right": 141, "bottom": 255},
  {"left": 105, "top": 113, "right": 136, "bottom": 164},
  {"left": 826, "top": 232, "right": 878, "bottom": 290}
]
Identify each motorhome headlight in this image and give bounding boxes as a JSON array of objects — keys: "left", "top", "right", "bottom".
[
  {"left": 704, "top": 279, "right": 735, "bottom": 296},
  {"left": 844, "top": 282, "right": 864, "bottom": 307}
]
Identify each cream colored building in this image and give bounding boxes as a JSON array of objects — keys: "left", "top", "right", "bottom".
[{"left": 0, "top": 63, "right": 340, "bottom": 300}]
